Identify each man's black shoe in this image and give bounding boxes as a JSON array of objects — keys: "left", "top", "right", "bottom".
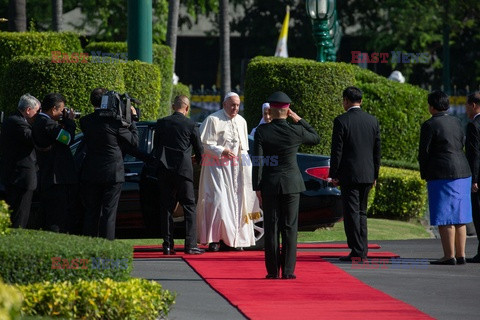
[
  {"left": 185, "top": 247, "right": 205, "bottom": 255},
  {"left": 265, "top": 274, "right": 279, "bottom": 279},
  {"left": 282, "top": 274, "right": 296, "bottom": 279},
  {"left": 339, "top": 255, "right": 352, "bottom": 262},
  {"left": 208, "top": 242, "right": 220, "bottom": 252},
  {"left": 163, "top": 243, "right": 176, "bottom": 255},
  {"left": 163, "top": 247, "right": 175, "bottom": 255},
  {"left": 466, "top": 255, "right": 480, "bottom": 263}
]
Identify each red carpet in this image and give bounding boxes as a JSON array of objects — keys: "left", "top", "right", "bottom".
[
  {"left": 133, "top": 250, "right": 398, "bottom": 259},
  {"left": 133, "top": 243, "right": 382, "bottom": 251},
  {"left": 182, "top": 251, "right": 433, "bottom": 320}
]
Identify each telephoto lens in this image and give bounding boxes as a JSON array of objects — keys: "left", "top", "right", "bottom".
[{"left": 62, "top": 108, "right": 82, "bottom": 120}]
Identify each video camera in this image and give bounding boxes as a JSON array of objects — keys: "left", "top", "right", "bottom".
[{"left": 98, "top": 91, "right": 141, "bottom": 127}]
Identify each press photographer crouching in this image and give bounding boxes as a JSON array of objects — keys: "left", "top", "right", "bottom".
[
  {"left": 32, "top": 93, "right": 78, "bottom": 233},
  {"left": 80, "top": 89, "right": 139, "bottom": 240}
]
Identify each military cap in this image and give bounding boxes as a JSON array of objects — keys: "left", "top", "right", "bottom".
[{"left": 266, "top": 91, "right": 292, "bottom": 104}]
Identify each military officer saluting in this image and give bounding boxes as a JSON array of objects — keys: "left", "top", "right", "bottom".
[{"left": 252, "top": 91, "right": 320, "bottom": 279}]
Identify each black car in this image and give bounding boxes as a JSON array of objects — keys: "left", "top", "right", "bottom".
[{"left": 2, "top": 121, "right": 343, "bottom": 239}]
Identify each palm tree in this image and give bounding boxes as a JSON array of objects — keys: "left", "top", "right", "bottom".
[
  {"left": 52, "top": 0, "right": 63, "bottom": 31},
  {"left": 219, "top": 0, "right": 231, "bottom": 98},
  {"left": 8, "top": 0, "right": 26, "bottom": 31},
  {"left": 166, "top": 0, "right": 180, "bottom": 72}
]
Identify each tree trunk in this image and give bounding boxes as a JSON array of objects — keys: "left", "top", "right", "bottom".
[
  {"left": 219, "top": 0, "right": 231, "bottom": 99},
  {"left": 52, "top": 0, "right": 63, "bottom": 31},
  {"left": 166, "top": 0, "right": 180, "bottom": 72},
  {"left": 8, "top": 0, "right": 27, "bottom": 31}
]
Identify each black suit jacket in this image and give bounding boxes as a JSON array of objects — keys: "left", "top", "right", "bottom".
[
  {"left": 418, "top": 112, "right": 471, "bottom": 181},
  {"left": 80, "top": 111, "right": 139, "bottom": 184},
  {"left": 329, "top": 108, "right": 381, "bottom": 185},
  {"left": 252, "top": 118, "right": 320, "bottom": 195},
  {"left": 466, "top": 115, "right": 480, "bottom": 184},
  {"left": 0, "top": 111, "right": 37, "bottom": 190},
  {"left": 32, "top": 113, "right": 77, "bottom": 188},
  {"left": 152, "top": 112, "right": 203, "bottom": 181}
]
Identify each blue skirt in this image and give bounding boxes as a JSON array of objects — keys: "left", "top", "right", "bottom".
[{"left": 427, "top": 177, "right": 473, "bottom": 226}]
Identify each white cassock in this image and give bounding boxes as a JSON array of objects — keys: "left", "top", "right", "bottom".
[{"left": 196, "top": 109, "right": 260, "bottom": 247}]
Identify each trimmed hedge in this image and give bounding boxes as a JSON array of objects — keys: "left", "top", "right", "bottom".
[
  {"left": 244, "top": 57, "right": 355, "bottom": 155},
  {"left": 0, "top": 32, "right": 82, "bottom": 79},
  {"left": 355, "top": 68, "right": 429, "bottom": 164},
  {"left": 0, "top": 279, "right": 22, "bottom": 320},
  {"left": 0, "top": 56, "right": 163, "bottom": 121},
  {"left": 0, "top": 200, "right": 11, "bottom": 236},
  {"left": 85, "top": 41, "right": 174, "bottom": 116},
  {"left": 172, "top": 82, "right": 192, "bottom": 100},
  {"left": 244, "top": 56, "right": 429, "bottom": 163},
  {"left": 18, "top": 278, "right": 175, "bottom": 320},
  {"left": 152, "top": 44, "right": 174, "bottom": 114},
  {"left": 0, "top": 229, "right": 132, "bottom": 285},
  {"left": 368, "top": 167, "right": 427, "bottom": 220},
  {"left": 122, "top": 61, "right": 163, "bottom": 121}
]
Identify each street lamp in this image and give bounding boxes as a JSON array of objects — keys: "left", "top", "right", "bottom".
[{"left": 306, "top": 0, "right": 337, "bottom": 62}]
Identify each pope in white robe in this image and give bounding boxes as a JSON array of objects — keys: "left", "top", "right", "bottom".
[{"left": 196, "top": 92, "right": 260, "bottom": 249}]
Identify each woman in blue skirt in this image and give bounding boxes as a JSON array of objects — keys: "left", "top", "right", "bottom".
[{"left": 419, "top": 91, "right": 473, "bottom": 265}]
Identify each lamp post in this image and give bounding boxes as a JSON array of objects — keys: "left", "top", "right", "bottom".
[{"left": 306, "top": 0, "right": 337, "bottom": 62}]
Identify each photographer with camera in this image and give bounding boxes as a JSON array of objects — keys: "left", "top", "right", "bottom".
[
  {"left": 80, "top": 90, "right": 139, "bottom": 240},
  {"left": 32, "top": 93, "right": 78, "bottom": 233}
]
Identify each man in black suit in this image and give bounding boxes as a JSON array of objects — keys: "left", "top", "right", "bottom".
[
  {"left": 152, "top": 95, "right": 204, "bottom": 255},
  {"left": 80, "top": 92, "right": 139, "bottom": 240},
  {"left": 32, "top": 93, "right": 78, "bottom": 233},
  {"left": 0, "top": 94, "right": 40, "bottom": 228},
  {"left": 329, "top": 86, "right": 381, "bottom": 261},
  {"left": 465, "top": 91, "right": 480, "bottom": 263},
  {"left": 253, "top": 91, "right": 320, "bottom": 279}
]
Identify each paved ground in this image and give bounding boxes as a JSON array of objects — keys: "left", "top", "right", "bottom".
[{"left": 132, "top": 238, "right": 480, "bottom": 320}]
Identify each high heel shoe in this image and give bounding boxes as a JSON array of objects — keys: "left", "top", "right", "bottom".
[{"left": 456, "top": 257, "right": 466, "bottom": 265}]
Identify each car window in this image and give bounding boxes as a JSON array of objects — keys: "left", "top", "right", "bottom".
[
  {"left": 123, "top": 125, "right": 150, "bottom": 163},
  {"left": 70, "top": 133, "right": 84, "bottom": 156}
]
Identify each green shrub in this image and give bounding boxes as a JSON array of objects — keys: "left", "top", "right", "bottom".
[
  {"left": 355, "top": 68, "right": 429, "bottom": 164},
  {"left": 244, "top": 56, "right": 355, "bottom": 155},
  {"left": 244, "top": 57, "right": 429, "bottom": 163},
  {"left": 0, "top": 200, "right": 11, "bottom": 236},
  {"left": 381, "top": 159, "right": 419, "bottom": 171},
  {"left": 0, "top": 56, "right": 162, "bottom": 121},
  {"left": 153, "top": 44, "right": 174, "bottom": 115},
  {"left": 368, "top": 167, "right": 427, "bottom": 220},
  {"left": 0, "top": 229, "right": 132, "bottom": 285},
  {"left": 0, "top": 31, "right": 82, "bottom": 79},
  {"left": 85, "top": 41, "right": 173, "bottom": 116},
  {"left": 0, "top": 278, "right": 22, "bottom": 320},
  {"left": 0, "top": 56, "right": 124, "bottom": 116},
  {"left": 172, "top": 82, "right": 191, "bottom": 100},
  {"left": 17, "top": 278, "right": 175, "bottom": 320},
  {"left": 121, "top": 61, "right": 163, "bottom": 120}
]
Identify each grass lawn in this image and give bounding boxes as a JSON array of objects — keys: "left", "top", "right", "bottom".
[
  {"left": 297, "top": 218, "right": 431, "bottom": 242},
  {"left": 119, "top": 218, "right": 431, "bottom": 247}
]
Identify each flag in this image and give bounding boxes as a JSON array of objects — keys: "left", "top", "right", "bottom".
[{"left": 275, "top": 6, "right": 290, "bottom": 58}]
